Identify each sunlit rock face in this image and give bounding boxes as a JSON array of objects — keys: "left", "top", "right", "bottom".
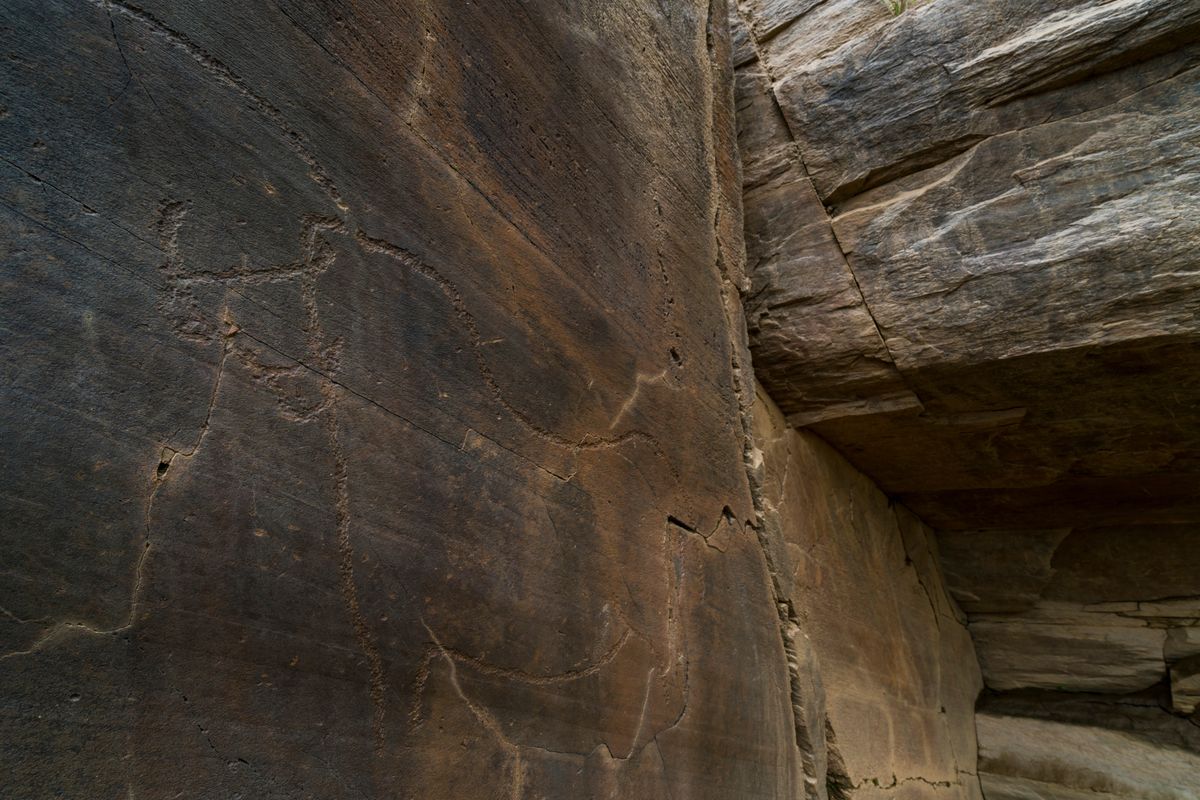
[
  {"left": 753, "top": 390, "right": 985, "bottom": 800},
  {"left": 0, "top": 1, "right": 810, "bottom": 797}
]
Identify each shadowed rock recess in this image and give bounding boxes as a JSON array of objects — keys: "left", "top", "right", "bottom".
[{"left": 1, "top": 0, "right": 1196, "bottom": 798}]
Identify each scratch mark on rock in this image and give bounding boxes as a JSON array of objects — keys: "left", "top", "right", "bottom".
[
  {"left": 0, "top": 294, "right": 235, "bottom": 662},
  {"left": 105, "top": 5, "right": 161, "bottom": 115},
  {"left": 409, "top": 626, "right": 634, "bottom": 728},
  {"left": 354, "top": 228, "right": 677, "bottom": 472},
  {"left": 421, "top": 619, "right": 526, "bottom": 800},
  {"left": 608, "top": 368, "right": 670, "bottom": 430},
  {"left": 293, "top": 220, "right": 390, "bottom": 754}
]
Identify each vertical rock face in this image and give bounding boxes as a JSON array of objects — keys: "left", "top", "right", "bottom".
[
  {"left": 937, "top": 525, "right": 1200, "bottom": 795},
  {"left": 733, "top": 0, "right": 1200, "bottom": 795},
  {"left": 0, "top": 1, "right": 804, "bottom": 797},
  {"left": 754, "top": 390, "right": 984, "bottom": 800},
  {"left": 9, "top": 0, "right": 1194, "bottom": 794}
]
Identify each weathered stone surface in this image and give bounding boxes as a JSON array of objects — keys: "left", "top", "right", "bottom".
[
  {"left": 1170, "top": 654, "right": 1200, "bottom": 715},
  {"left": 977, "top": 690, "right": 1200, "bottom": 800},
  {"left": 806, "top": 342, "right": 1200, "bottom": 533},
  {"left": 755, "top": 390, "right": 984, "bottom": 799},
  {"left": 734, "top": 0, "right": 1200, "bottom": 532},
  {"left": 935, "top": 529, "right": 1070, "bottom": 614},
  {"left": 939, "top": 525, "right": 1200, "bottom": 614},
  {"left": 1167, "top": 627, "right": 1200, "bottom": 662},
  {"left": 969, "top": 605, "right": 1168, "bottom": 693},
  {"left": 938, "top": 526, "right": 1200, "bottom": 694},
  {"left": 735, "top": 45, "right": 917, "bottom": 428},
  {"left": 828, "top": 76, "right": 1200, "bottom": 374},
  {"left": 983, "top": 687, "right": 1200, "bottom": 752},
  {"left": 744, "top": 0, "right": 1200, "bottom": 204},
  {"left": 0, "top": 1, "right": 807, "bottom": 797},
  {"left": 734, "top": 1, "right": 1200, "bottom": 768}
]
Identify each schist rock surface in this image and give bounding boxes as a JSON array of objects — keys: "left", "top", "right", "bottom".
[
  {"left": 938, "top": 526, "right": 1200, "bottom": 697},
  {"left": 753, "top": 390, "right": 984, "bottom": 800},
  {"left": 934, "top": 524, "right": 1200, "bottom": 793},
  {"left": 6, "top": 0, "right": 1199, "bottom": 795},
  {"left": 0, "top": 1, "right": 806, "bottom": 797},
  {"left": 733, "top": 0, "right": 1200, "bottom": 794},
  {"left": 734, "top": 0, "right": 1200, "bottom": 530}
]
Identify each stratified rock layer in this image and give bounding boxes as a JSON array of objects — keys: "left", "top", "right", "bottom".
[
  {"left": 976, "top": 690, "right": 1200, "bottom": 800},
  {"left": 734, "top": 0, "right": 1200, "bottom": 530},
  {"left": 735, "top": 50, "right": 917, "bottom": 428},
  {"left": 938, "top": 527, "right": 1200, "bottom": 697},
  {"left": 0, "top": 2, "right": 804, "bottom": 797}
]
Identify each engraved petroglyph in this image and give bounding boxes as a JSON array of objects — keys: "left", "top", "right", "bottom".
[{"left": 4, "top": 5, "right": 715, "bottom": 783}]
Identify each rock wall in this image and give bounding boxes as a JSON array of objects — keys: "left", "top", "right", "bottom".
[
  {"left": 753, "top": 390, "right": 984, "bottom": 800},
  {"left": 938, "top": 527, "right": 1200, "bottom": 699},
  {"left": 14, "top": 0, "right": 1187, "bottom": 796},
  {"left": 0, "top": 1, "right": 810, "bottom": 797},
  {"left": 937, "top": 528, "right": 1200, "bottom": 799},
  {"left": 733, "top": 0, "right": 1200, "bottom": 531},
  {"left": 733, "top": 0, "right": 1200, "bottom": 795}
]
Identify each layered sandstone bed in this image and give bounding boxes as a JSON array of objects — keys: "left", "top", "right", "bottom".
[{"left": 734, "top": 0, "right": 1200, "bottom": 528}]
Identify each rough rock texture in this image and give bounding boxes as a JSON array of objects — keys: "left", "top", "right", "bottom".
[
  {"left": 0, "top": 1, "right": 810, "bottom": 797},
  {"left": 937, "top": 523, "right": 1200, "bottom": 789},
  {"left": 969, "top": 605, "right": 1171, "bottom": 694},
  {"left": 978, "top": 713, "right": 1200, "bottom": 800},
  {"left": 1172, "top": 655, "right": 1200, "bottom": 715},
  {"left": 976, "top": 690, "right": 1200, "bottom": 800},
  {"left": 938, "top": 527, "right": 1200, "bottom": 699},
  {"left": 733, "top": 0, "right": 1200, "bottom": 530},
  {"left": 754, "top": 390, "right": 984, "bottom": 800},
  {"left": 732, "top": 0, "right": 1200, "bottom": 791},
  {"left": 734, "top": 48, "right": 918, "bottom": 428}
]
